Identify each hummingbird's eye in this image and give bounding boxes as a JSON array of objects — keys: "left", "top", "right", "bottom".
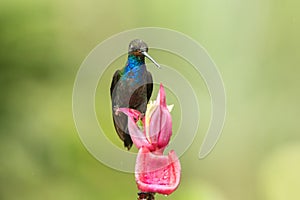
[{"left": 140, "top": 47, "right": 147, "bottom": 52}]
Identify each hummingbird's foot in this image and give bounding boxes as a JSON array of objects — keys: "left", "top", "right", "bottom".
[{"left": 113, "top": 105, "right": 120, "bottom": 115}]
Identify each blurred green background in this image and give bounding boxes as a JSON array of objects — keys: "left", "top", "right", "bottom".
[{"left": 1, "top": 0, "right": 300, "bottom": 199}]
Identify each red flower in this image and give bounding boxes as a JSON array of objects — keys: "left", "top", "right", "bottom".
[
  {"left": 135, "top": 147, "right": 181, "bottom": 195},
  {"left": 119, "top": 84, "right": 181, "bottom": 195},
  {"left": 118, "top": 84, "right": 173, "bottom": 152}
]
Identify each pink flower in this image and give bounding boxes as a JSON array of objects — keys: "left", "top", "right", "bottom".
[
  {"left": 135, "top": 147, "right": 181, "bottom": 195},
  {"left": 118, "top": 84, "right": 173, "bottom": 152},
  {"left": 118, "top": 84, "right": 181, "bottom": 195}
]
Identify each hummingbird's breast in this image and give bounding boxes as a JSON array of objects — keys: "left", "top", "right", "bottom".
[
  {"left": 114, "top": 65, "right": 148, "bottom": 111},
  {"left": 123, "top": 64, "right": 146, "bottom": 83}
]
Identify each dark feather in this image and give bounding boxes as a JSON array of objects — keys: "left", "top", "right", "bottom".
[
  {"left": 110, "top": 70, "right": 121, "bottom": 97},
  {"left": 146, "top": 71, "right": 153, "bottom": 102},
  {"left": 110, "top": 69, "right": 153, "bottom": 150},
  {"left": 110, "top": 70, "right": 133, "bottom": 149}
]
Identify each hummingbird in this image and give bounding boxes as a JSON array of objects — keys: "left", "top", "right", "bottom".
[{"left": 110, "top": 39, "right": 160, "bottom": 150}]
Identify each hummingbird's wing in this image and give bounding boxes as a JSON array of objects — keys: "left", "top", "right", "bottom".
[
  {"left": 129, "top": 71, "right": 153, "bottom": 112},
  {"left": 146, "top": 71, "right": 153, "bottom": 102},
  {"left": 110, "top": 70, "right": 133, "bottom": 149},
  {"left": 110, "top": 70, "right": 121, "bottom": 97}
]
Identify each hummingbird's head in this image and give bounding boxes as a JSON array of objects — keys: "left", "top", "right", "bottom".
[
  {"left": 128, "top": 39, "right": 161, "bottom": 68},
  {"left": 128, "top": 39, "right": 148, "bottom": 55}
]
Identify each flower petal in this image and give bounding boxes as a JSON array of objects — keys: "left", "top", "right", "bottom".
[
  {"left": 145, "top": 102, "right": 159, "bottom": 143},
  {"left": 135, "top": 147, "right": 181, "bottom": 195},
  {"left": 117, "top": 108, "right": 141, "bottom": 122},
  {"left": 146, "top": 107, "right": 172, "bottom": 150},
  {"left": 118, "top": 108, "right": 153, "bottom": 150},
  {"left": 157, "top": 108, "right": 172, "bottom": 149},
  {"left": 158, "top": 83, "right": 167, "bottom": 108},
  {"left": 147, "top": 84, "right": 172, "bottom": 149}
]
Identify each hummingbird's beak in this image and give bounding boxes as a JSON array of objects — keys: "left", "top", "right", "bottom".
[{"left": 142, "top": 52, "right": 161, "bottom": 69}]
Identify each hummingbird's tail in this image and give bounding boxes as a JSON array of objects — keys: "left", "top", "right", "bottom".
[{"left": 112, "top": 113, "right": 133, "bottom": 150}]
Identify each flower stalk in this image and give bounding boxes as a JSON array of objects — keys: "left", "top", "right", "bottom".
[{"left": 137, "top": 192, "right": 155, "bottom": 200}]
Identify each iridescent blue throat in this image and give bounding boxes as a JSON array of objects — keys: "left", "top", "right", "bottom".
[
  {"left": 123, "top": 54, "right": 145, "bottom": 74},
  {"left": 121, "top": 54, "right": 146, "bottom": 83}
]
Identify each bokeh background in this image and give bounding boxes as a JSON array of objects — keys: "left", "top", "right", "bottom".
[{"left": 1, "top": 0, "right": 300, "bottom": 199}]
